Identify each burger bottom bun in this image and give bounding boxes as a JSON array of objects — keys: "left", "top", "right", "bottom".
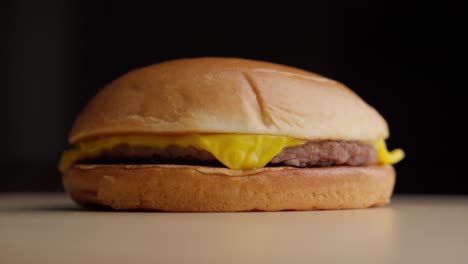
[{"left": 63, "top": 164, "right": 395, "bottom": 212}]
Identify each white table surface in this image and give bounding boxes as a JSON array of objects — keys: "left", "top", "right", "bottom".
[{"left": 1, "top": 193, "right": 467, "bottom": 264}]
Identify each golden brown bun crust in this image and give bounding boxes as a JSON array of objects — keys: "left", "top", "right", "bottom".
[
  {"left": 69, "top": 57, "right": 388, "bottom": 143},
  {"left": 63, "top": 165, "right": 395, "bottom": 211}
]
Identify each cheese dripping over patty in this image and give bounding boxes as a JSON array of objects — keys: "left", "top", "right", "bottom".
[{"left": 59, "top": 134, "right": 404, "bottom": 171}]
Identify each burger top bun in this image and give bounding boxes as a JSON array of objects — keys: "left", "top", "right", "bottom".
[{"left": 69, "top": 57, "right": 388, "bottom": 144}]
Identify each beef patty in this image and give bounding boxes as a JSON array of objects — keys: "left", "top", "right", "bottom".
[{"left": 79, "top": 140, "right": 377, "bottom": 168}]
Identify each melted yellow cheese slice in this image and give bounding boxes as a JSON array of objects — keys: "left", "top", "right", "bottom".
[
  {"left": 374, "top": 139, "right": 405, "bottom": 165},
  {"left": 59, "top": 134, "right": 306, "bottom": 172},
  {"left": 59, "top": 135, "right": 404, "bottom": 172}
]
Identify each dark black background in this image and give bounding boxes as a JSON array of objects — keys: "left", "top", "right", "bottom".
[{"left": 3, "top": 1, "right": 463, "bottom": 193}]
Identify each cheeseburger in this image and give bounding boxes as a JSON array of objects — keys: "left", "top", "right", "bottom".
[{"left": 60, "top": 57, "right": 404, "bottom": 211}]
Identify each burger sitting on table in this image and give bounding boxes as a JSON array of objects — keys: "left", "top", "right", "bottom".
[{"left": 59, "top": 57, "right": 404, "bottom": 211}]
